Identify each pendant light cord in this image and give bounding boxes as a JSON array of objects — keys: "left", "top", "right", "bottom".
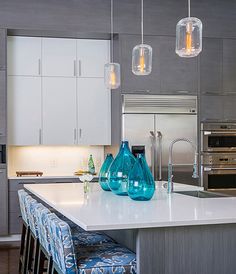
[
  {"left": 188, "top": 0, "right": 191, "bottom": 17},
  {"left": 111, "top": 0, "right": 114, "bottom": 62},
  {"left": 141, "top": 0, "right": 144, "bottom": 44}
]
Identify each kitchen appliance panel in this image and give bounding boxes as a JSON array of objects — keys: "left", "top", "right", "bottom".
[
  {"left": 156, "top": 114, "right": 197, "bottom": 166},
  {"left": 123, "top": 113, "right": 154, "bottom": 173}
]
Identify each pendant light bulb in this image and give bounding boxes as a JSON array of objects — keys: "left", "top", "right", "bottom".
[
  {"left": 105, "top": 63, "right": 121, "bottom": 89},
  {"left": 104, "top": 0, "right": 121, "bottom": 89},
  {"left": 176, "top": 0, "right": 202, "bottom": 58},
  {"left": 132, "top": 0, "right": 152, "bottom": 75}
]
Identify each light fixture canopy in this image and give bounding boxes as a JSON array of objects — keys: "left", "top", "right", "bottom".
[
  {"left": 104, "top": 62, "right": 121, "bottom": 89},
  {"left": 132, "top": 0, "right": 152, "bottom": 75},
  {"left": 104, "top": 0, "right": 121, "bottom": 89},
  {"left": 176, "top": 0, "right": 202, "bottom": 58}
]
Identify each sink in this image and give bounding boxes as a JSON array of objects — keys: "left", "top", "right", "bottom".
[{"left": 175, "top": 190, "right": 230, "bottom": 198}]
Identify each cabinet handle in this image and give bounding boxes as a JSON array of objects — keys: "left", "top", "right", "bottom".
[
  {"left": 78, "top": 60, "right": 82, "bottom": 76},
  {"left": 79, "top": 128, "right": 82, "bottom": 139},
  {"left": 74, "top": 60, "right": 77, "bottom": 77},
  {"left": 74, "top": 128, "right": 77, "bottom": 144},
  {"left": 38, "top": 59, "right": 41, "bottom": 75},
  {"left": 39, "top": 129, "right": 42, "bottom": 144}
]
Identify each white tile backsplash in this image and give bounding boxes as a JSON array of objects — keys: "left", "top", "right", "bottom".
[{"left": 8, "top": 146, "right": 104, "bottom": 177}]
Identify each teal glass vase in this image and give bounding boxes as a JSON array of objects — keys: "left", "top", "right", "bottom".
[
  {"left": 128, "top": 153, "right": 155, "bottom": 201},
  {"left": 108, "top": 141, "right": 136, "bottom": 196},
  {"left": 98, "top": 154, "right": 114, "bottom": 191}
]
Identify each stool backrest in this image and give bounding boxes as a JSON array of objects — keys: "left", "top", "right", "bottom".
[
  {"left": 47, "top": 213, "right": 77, "bottom": 274},
  {"left": 35, "top": 203, "right": 51, "bottom": 254},
  {"left": 24, "top": 195, "right": 39, "bottom": 237},
  {"left": 18, "top": 189, "right": 29, "bottom": 224}
]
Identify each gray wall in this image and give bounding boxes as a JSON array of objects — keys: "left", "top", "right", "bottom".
[{"left": 0, "top": 0, "right": 235, "bottom": 39}]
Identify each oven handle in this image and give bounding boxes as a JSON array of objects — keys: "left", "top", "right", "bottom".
[
  {"left": 204, "top": 131, "right": 236, "bottom": 135},
  {"left": 204, "top": 167, "right": 236, "bottom": 171}
]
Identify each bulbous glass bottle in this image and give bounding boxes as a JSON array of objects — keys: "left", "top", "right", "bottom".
[
  {"left": 128, "top": 153, "right": 155, "bottom": 201},
  {"left": 98, "top": 154, "right": 114, "bottom": 191},
  {"left": 108, "top": 141, "right": 136, "bottom": 196}
]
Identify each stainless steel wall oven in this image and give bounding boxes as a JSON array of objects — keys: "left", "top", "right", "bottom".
[{"left": 201, "top": 122, "right": 236, "bottom": 195}]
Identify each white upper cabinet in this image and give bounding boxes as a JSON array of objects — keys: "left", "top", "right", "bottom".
[
  {"left": 42, "top": 38, "right": 77, "bottom": 77},
  {"left": 7, "top": 37, "right": 42, "bottom": 76},
  {"left": 77, "top": 40, "right": 110, "bottom": 78},
  {"left": 77, "top": 78, "right": 111, "bottom": 145},
  {"left": 42, "top": 77, "right": 77, "bottom": 145},
  {"left": 8, "top": 76, "right": 42, "bottom": 145}
]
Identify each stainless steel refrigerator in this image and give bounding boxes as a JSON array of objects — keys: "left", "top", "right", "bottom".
[{"left": 122, "top": 94, "right": 198, "bottom": 184}]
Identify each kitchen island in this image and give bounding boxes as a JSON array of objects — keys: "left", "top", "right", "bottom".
[{"left": 24, "top": 182, "right": 236, "bottom": 274}]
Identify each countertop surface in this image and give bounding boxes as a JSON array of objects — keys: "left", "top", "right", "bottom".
[{"left": 24, "top": 182, "right": 236, "bottom": 231}]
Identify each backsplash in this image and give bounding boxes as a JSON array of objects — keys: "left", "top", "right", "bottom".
[{"left": 8, "top": 146, "right": 104, "bottom": 177}]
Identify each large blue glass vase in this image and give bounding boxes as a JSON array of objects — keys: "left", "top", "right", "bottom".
[
  {"left": 128, "top": 153, "right": 155, "bottom": 201},
  {"left": 98, "top": 154, "right": 114, "bottom": 191},
  {"left": 108, "top": 141, "right": 136, "bottom": 196}
]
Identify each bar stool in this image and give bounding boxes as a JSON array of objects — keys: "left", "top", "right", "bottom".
[
  {"left": 24, "top": 195, "right": 41, "bottom": 274},
  {"left": 18, "top": 190, "right": 31, "bottom": 274},
  {"left": 47, "top": 213, "right": 137, "bottom": 274}
]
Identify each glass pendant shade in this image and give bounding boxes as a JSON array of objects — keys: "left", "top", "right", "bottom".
[
  {"left": 104, "top": 63, "right": 121, "bottom": 89},
  {"left": 132, "top": 44, "right": 152, "bottom": 75},
  {"left": 98, "top": 153, "right": 114, "bottom": 191},
  {"left": 176, "top": 17, "right": 202, "bottom": 58},
  {"left": 128, "top": 154, "right": 155, "bottom": 201},
  {"left": 108, "top": 141, "right": 136, "bottom": 196}
]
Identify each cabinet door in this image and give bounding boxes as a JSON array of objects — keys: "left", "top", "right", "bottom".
[
  {"left": 223, "top": 39, "right": 236, "bottom": 93},
  {"left": 223, "top": 95, "right": 236, "bottom": 120},
  {"left": 77, "top": 78, "right": 111, "bottom": 145},
  {"left": 8, "top": 76, "right": 42, "bottom": 145},
  {"left": 7, "top": 36, "right": 41, "bottom": 76},
  {"left": 200, "top": 38, "right": 223, "bottom": 94},
  {"left": 0, "top": 168, "right": 7, "bottom": 235},
  {"left": 0, "top": 71, "right": 6, "bottom": 137},
  {"left": 200, "top": 95, "right": 224, "bottom": 121},
  {"left": 0, "top": 29, "right": 7, "bottom": 70},
  {"left": 42, "top": 77, "right": 77, "bottom": 145},
  {"left": 77, "top": 39, "right": 109, "bottom": 77},
  {"left": 159, "top": 36, "right": 198, "bottom": 94},
  {"left": 42, "top": 38, "right": 77, "bottom": 77},
  {"left": 120, "top": 35, "right": 161, "bottom": 93}
]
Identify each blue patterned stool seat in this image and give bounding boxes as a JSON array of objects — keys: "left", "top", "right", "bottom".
[
  {"left": 71, "top": 226, "right": 114, "bottom": 247},
  {"left": 76, "top": 243, "right": 137, "bottom": 274}
]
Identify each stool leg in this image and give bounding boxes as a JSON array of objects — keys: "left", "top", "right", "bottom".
[
  {"left": 26, "top": 232, "right": 34, "bottom": 273},
  {"left": 22, "top": 226, "right": 30, "bottom": 274},
  {"left": 36, "top": 247, "right": 45, "bottom": 274},
  {"left": 47, "top": 256, "right": 53, "bottom": 274},
  {"left": 18, "top": 223, "right": 26, "bottom": 272},
  {"left": 33, "top": 238, "right": 40, "bottom": 274}
]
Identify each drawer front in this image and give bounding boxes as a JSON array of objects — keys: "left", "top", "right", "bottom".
[{"left": 9, "top": 212, "right": 21, "bottom": 234}]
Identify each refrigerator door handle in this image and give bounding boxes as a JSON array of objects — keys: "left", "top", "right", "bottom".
[
  {"left": 150, "top": 131, "right": 156, "bottom": 178},
  {"left": 156, "top": 131, "right": 162, "bottom": 181}
]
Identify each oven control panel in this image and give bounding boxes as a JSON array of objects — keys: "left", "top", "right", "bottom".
[{"left": 201, "top": 153, "right": 236, "bottom": 165}]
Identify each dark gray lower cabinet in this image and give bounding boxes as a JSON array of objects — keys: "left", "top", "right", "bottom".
[
  {"left": 223, "top": 95, "right": 236, "bottom": 120},
  {"left": 0, "top": 70, "right": 6, "bottom": 139},
  {"left": 0, "top": 168, "right": 8, "bottom": 235}
]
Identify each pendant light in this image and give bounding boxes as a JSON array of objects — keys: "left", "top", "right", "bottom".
[
  {"left": 176, "top": 0, "right": 202, "bottom": 58},
  {"left": 132, "top": 0, "right": 152, "bottom": 75},
  {"left": 104, "top": 0, "right": 121, "bottom": 89}
]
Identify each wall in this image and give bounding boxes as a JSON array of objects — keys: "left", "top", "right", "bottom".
[{"left": 8, "top": 146, "right": 104, "bottom": 177}]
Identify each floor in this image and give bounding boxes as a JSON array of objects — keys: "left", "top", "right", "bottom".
[{"left": 0, "top": 241, "right": 20, "bottom": 274}]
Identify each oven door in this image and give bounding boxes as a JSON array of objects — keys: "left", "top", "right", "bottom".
[
  {"left": 203, "top": 166, "right": 236, "bottom": 195},
  {"left": 202, "top": 131, "right": 236, "bottom": 152}
]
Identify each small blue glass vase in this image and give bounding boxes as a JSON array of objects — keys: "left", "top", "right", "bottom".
[
  {"left": 98, "top": 154, "right": 114, "bottom": 191},
  {"left": 108, "top": 141, "right": 136, "bottom": 196},
  {"left": 128, "top": 153, "right": 155, "bottom": 201}
]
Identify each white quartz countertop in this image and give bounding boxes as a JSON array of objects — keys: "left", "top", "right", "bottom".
[{"left": 24, "top": 182, "right": 236, "bottom": 231}]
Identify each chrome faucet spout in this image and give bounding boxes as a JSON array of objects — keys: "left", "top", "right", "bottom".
[{"left": 167, "top": 138, "right": 199, "bottom": 194}]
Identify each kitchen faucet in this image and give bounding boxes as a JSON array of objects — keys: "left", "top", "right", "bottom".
[{"left": 167, "top": 138, "right": 199, "bottom": 194}]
